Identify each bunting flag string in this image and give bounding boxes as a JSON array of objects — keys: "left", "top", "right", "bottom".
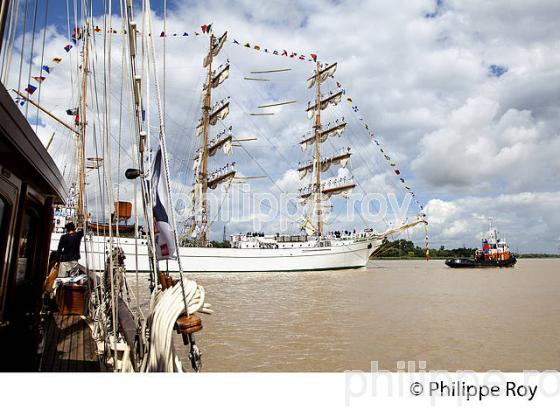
[
  {"left": 15, "top": 25, "right": 85, "bottom": 102},
  {"left": 339, "top": 81, "right": 430, "bottom": 260},
  {"left": 156, "top": 23, "right": 319, "bottom": 63},
  {"left": 336, "top": 81, "right": 426, "bottom": 218},
  {"left": 17, "top": 22, "right": 318, "bottom": 104}
]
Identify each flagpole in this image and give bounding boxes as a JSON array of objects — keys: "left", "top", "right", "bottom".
[{"left": 12, "top": 89, "right": 80, "bottom": 134}]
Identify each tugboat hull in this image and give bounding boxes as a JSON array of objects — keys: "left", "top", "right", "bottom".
[{"left": 445, "top": 257, "right": 517, "bottom": 268}]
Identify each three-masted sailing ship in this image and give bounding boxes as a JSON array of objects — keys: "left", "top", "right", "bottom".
[{"left": 50, "top": 31, "right": 425, "bottom": 273}]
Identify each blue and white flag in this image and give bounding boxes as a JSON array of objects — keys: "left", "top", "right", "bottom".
[{"left": 151, "top": 148, "right": 177, "bottom": 260}]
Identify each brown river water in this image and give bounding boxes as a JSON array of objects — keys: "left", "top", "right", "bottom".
[{"left": 130, "top": 259, "right": 560, "bottom": 372}]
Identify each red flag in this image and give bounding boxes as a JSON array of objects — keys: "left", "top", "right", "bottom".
[
  {"left": 394, "top": 169, "right": 401, "bottom": 175},
  {"left": 310, "top": 53, "right": 317, "bottom": 61},
  {"left": 160, "top": 31, "right": 165, "bottom": 37}
]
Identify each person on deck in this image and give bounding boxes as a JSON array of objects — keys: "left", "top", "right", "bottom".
[{"left": 57, "top": 222, "right": 84, "bottom": 277}]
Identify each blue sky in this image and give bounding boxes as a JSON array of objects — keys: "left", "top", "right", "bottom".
[{"left": 3, "top": 0, "right": 560, "bottom": 252}]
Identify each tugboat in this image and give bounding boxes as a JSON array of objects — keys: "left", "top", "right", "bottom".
[{"left": 445, "top": 222, "right": 517, "bottom": 268}]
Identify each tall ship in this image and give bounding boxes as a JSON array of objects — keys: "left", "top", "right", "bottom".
[
  {"left": 50, "top": 30, "right": 426, "bottom": 272},
  {"left": 445, "top": 221, "right": 517, "bottom": 268}
]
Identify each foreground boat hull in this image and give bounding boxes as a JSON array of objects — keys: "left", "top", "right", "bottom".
[
  {"left": 445, "top": 257, "right": 517, "bottom": 268},
  {"left": 50, "top": 233, "right": 382, "bottom": 272}
]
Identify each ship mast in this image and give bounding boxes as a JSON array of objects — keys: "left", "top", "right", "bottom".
[
  {"left": 192, "top": 31, "right": 232, "bottom": 246},
  {"left": 313, "top": 60, "right": 323, "bottom": 236},
  {"left": 299, "top": 61, "right": 355, "bottom": 236},
  {"left": 77, "top": 23, "right": 90, "bottom": 226},
  {"left": 198, "top": 34, "right": 214, "bottom": 246}
]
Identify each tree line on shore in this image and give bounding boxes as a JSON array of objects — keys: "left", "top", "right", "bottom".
[{"left": 374, "top": 239, "right": 558, "bottom": 258}]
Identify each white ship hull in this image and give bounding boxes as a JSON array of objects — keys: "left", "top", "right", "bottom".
[{"left": 50, "top": 233, "right": 381, "bottom": 272}]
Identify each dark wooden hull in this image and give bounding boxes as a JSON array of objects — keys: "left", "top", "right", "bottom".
[{"left": 445, "top": 257, "right": 517, "bottom": 268}]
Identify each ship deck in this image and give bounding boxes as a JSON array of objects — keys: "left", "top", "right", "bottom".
[{"left": 39, "top": 313, "right": 100, "bottom": 372}]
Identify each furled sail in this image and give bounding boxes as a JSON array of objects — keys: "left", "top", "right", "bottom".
[
  {"left": 306, "top": 91, "right": 343, "bottom": 119},
  {"left": 207, "top": 163, "right": 236, "bottom": 189},
  {"left": 204, "top": 64, "right": 230, "bottom": 91},
  {"left": 209, "top": 102, "right": 230, "bottom": 125},
  {"left": 203, "top": 31, "right": 228, "bottom": 67},
  {"left": 196, "top": 121, "right": 204, "bottom": 137},
  {"left": 307, "top": 62, "right": 338, "bottom": 89},
  {"left": 212, "top": 31, "right": 228, "bottom": 57},
  {"left": 300, "top": 122, "right": 346, "bottom": 151},
  {"left": 208, "top": 133, "right": 234, "bottom": 157},
  {"left": 297, "top": 149, "right": 352, "bottom": 179},
  {"left": 299, "top": 177, "right": 356, "bottom": 200}
]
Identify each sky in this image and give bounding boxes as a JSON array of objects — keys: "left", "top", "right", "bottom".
[{"left": 1, "top": 0, "right": 559, "bottom": 252}]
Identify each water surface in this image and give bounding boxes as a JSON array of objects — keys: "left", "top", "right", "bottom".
[{"left": 131, "top": 259, "right": 560, "bottom": 371}]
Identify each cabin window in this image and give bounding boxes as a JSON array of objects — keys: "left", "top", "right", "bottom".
[
  {"left": 0, "top": 197, "right": 7, "bottom": 241},
  {"left": 16, "top": 208, "right": 40, "bottom": 285},
  {"left": 0, "top": 196, "right": 10, "bottom": 265}
]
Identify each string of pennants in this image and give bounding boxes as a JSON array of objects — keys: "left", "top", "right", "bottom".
[
  {"left": 336, "top": 83, "right": 430, "bottom": 259},
  {"left": 159, "top": 23, "right": 319, "bottom": 62},
  {"left": 16, "top": 23, "right": 317, "bottom": 105},
  {"left": 15, "top": 28, "right": 82, "bottom": 105},
  {"left": 338, "top": 81, "right": 430, "bottom": 260},
  {"left": 332, "top": 82, "right": 426, "bottom": 217},
  {"left": 336, "top": 82, "right": 430, "bottom": 261}
]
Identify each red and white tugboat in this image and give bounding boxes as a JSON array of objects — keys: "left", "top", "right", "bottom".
[{"left": 446, "top": 221, "right": 517, "bottom": 268}]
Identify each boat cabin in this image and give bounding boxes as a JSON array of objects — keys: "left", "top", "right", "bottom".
[{"left": 0, "top": 83, "right": 66, "bottom": 370}]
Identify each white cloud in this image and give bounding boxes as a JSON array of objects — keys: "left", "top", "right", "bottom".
[{"left": 3, "top": 0, "right": 559, "bottom": 251}]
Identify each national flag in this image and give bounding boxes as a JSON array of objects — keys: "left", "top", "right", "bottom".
[
  {"left": 71, "top": 28, "right": 81, "bottom": 39},
  {"left": 64, "top": 44, "right": 72, "bottom": 52},
  {"left": 32, "top": 76, "right": 46, "bottom": 82},
  {"left": 25, "top": 84, "right": 37, "bottom": 94},
  {"left": 310, "top": 53, "right": 317, "bottom": 61},
  {"left": 394, "top": 169, "right": 401, "bottom": 175},
  {"left": 52, "top": 57, "right": 62, "bottom": 64},
  {"left": 42, "top": 65, "right": 51, "bottom": 73},
  {"left": 151, "top": 148, "right": 177, "bottom": 260}
]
